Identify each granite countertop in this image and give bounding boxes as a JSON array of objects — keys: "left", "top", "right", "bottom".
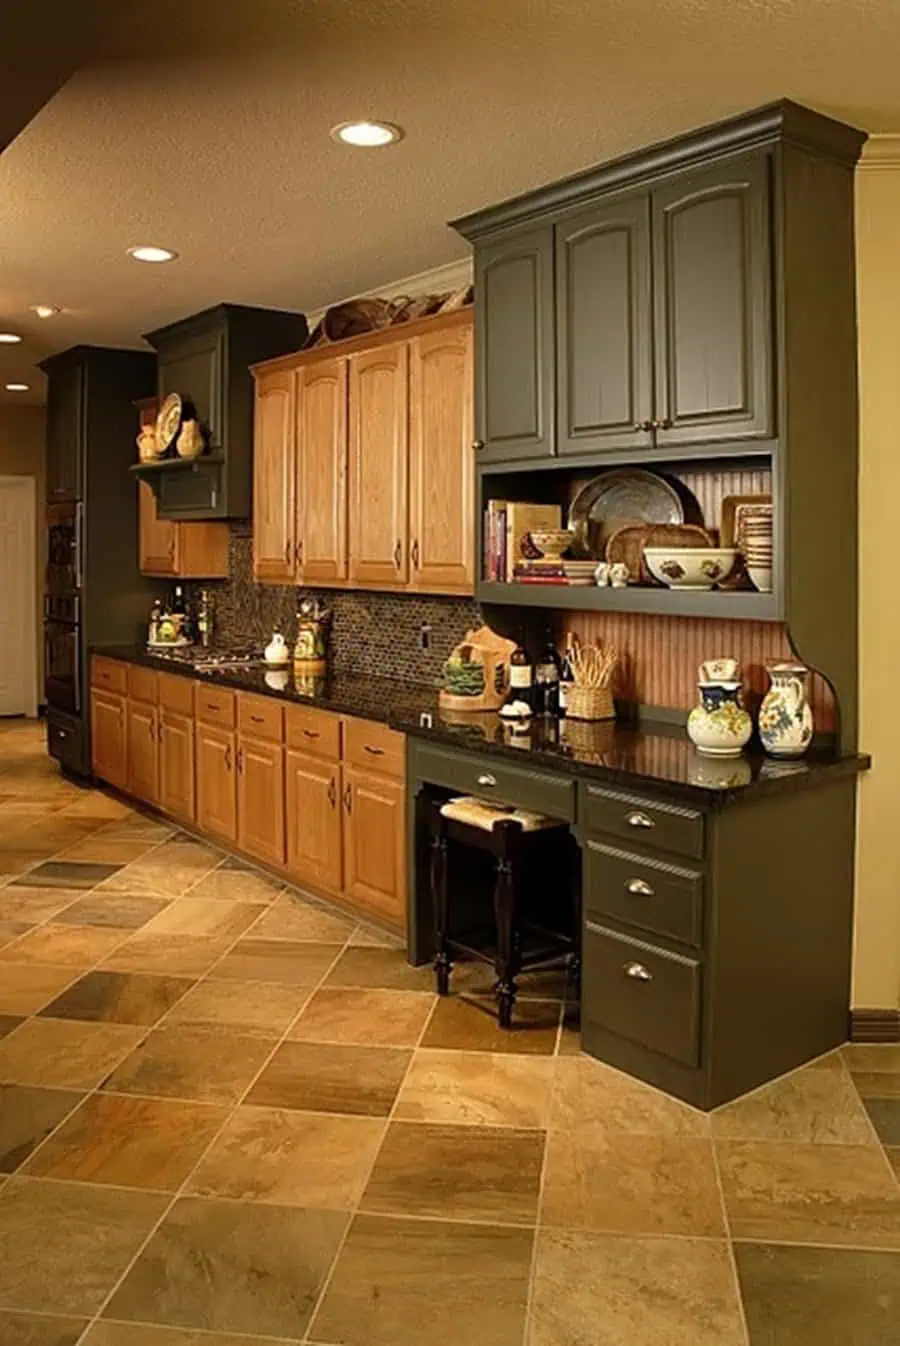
[{"left": 96, "top": 645, "right": 870, "bottom": 805}]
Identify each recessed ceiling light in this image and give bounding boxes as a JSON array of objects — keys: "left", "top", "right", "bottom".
[
  {"left": 330, "top": 120, "right": 404, "bottom": 148},
  {"left": 0, "top": 333, "right": 23, "bottom": 344},
  {"left": 31, "top": 305, "right": 60, "bottom": 319},
  {"left": 127, "top": 245, "right": 179, "bottom": 263},
  {"left": 5, "top": 383, "right": 29, "bottom": 392}
]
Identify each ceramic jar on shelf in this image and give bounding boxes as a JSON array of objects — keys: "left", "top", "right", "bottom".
[
  {"left": 687, "top": 658, "right": 753, "bottom": 758},
  {"left": 758, "top": 663, "right": 814, "bottom": 757}
]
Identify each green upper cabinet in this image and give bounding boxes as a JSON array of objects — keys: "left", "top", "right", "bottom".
[
  {"left": 556, "top": 193, "right": 654, "bottom": 456},
  {"left": 474, "top": 226, "right": 555, "bottom": 462},
  {"left": 44, "top": 353, "right": 84, "bottom": 501},
  {"left": 651, "top": 154, "right": 774, "bottom": 447},
  {"left": 157, "top": 326, "right": 225, "bottom": 451}
]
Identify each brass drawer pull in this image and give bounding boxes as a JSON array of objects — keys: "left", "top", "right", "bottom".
[
  {"left": 626, "top": 878, "right": 654, "bottom": 897},
  {"left": 477, "top": 773, "right": 497, "bottom": 788},
  {"left": 224, "top": 744, "right": 232, "bottom": 771},
  {"left": 626, "top": 811, "right": 655, "bottom": 829},
  {"left": 364, "top": 744, "right": 384, "bottom": 756},
  {"left": 624, "top": 961, "right": 653, "bottom": 982},
  {"left": 250, "top": 715, "right": 264, "bottom": 724},
  {"left": 303, "top": 728, "right": 320, "bottom": 739},
  {"left": 203, "top": 703, "right": 219, "bottom": 713},
  {"left": 327, "top": 777, "right": 337, "bottom": 808}
]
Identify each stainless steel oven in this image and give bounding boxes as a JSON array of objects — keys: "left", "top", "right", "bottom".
[
  {"left": 46, "top": 501, "right": 82, "bottom": 598},
  {"left": 44, "top": 615, "right": 80, "bottom": 715}
]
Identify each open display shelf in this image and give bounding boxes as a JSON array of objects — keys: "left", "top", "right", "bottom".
[{"left": 477, "top": 579, "right": 779, "bottom": 620}]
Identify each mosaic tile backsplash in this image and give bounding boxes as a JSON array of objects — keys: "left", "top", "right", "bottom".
[{"left": 185, "top": 524, "right": 481, "bottom": 687}]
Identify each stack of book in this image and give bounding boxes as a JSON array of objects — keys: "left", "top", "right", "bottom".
[{"left": 483, "top": 501, "right": 563, "bottom": 582}]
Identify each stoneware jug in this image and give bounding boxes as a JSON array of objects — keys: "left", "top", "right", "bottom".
[
  {"left": 264, "top": 630, "right": 290, "bottom": 667},
  {"left": 176, "top": 418, "right": 204, "bottom": 459},
  {"left": 759, "top": 663, "right": 814, "bottom": 757},
  {"left": 687, "top": 681, "right": 752, "bottom": 758}
]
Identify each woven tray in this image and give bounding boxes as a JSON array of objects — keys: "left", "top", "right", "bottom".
[{"left": 606, "top": 523, "right": 712, "bottom": 584}]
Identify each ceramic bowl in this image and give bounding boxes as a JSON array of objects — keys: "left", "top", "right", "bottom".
[
  {"left": 643, "top": 546, "right": 737, "bottom": 591},
  {"left": 747, "top": 564, "right": 773, "bottom": 592},
  {"left": 530, "top": 528, "right": 575, "bottom": 560}
]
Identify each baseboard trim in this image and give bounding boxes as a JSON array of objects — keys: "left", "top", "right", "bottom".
[{"left": 850, "top": 1008, "right": 900, "bottom": 1043}]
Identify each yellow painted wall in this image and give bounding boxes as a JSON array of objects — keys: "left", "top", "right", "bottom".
[{"left": 853, "top": 139, "right": 900, "bottom": 1010}]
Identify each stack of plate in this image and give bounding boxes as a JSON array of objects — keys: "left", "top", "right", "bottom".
[
  {"left": 737, "top": 505, "right": 773, "bottom": 591},
  {"left": 562, "top": 560, "right": 600, "bottom": 586}
]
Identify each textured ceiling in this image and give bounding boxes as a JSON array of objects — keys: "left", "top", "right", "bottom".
[{"left": 2, "top": 0, "right": 900, "bottom": 405}]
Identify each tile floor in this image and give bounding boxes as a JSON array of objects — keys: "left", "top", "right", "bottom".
[{"left": 0, "top": 718, "right": 899, "bottom": 1345}]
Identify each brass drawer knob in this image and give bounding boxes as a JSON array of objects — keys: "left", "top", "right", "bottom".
[
  {"left": 626, "top": 878, "right": 654, "bottom": 896},
  {"left": 624, "top": 961, "right": 653, "bottom": 982},
  {"left": 477, "top": 773, "right": 497, "bottom": 788},
  {"left": 626, "top": 811, "right": 654, "bottom": 829}
]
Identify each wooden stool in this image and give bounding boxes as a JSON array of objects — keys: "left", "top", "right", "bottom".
[{"left": 429, "top": 795, "right": 577, "bottom": 1028}]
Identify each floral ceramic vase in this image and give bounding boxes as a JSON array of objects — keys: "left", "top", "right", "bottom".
[
  {"left": 687, "top": 679, "right": 752, "bottom": 758},
  {"left": 176, "top": 418, "right": 204, "bottom": 459},
  {"left": 758, "top": 663, "right": 814, "bottom": 757}
]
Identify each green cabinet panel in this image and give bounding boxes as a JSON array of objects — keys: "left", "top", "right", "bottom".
[
  {"left": 158, "top": 328, "right": 224, "bottom": 450},
  {"left": 45, "top": 355, "right": 84, "bottom": 501}
]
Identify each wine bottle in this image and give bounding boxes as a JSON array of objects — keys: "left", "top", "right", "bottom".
[
  {"left": 558, "top": 642, "right": 575, "bottom": 718},
  {"left": 507, "top": 633, "right": 534, "bottom": 712},
  {"left": 535, "top": 627, "right": 562, "bottom": 716}
]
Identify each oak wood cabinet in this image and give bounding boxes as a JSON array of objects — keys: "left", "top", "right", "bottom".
[
  {"left": 126, "top": 698, "right": 159, "bottom": 804},
  {"left": 139, "top": 483, "right": 230, "bottom": 579},
  {"left": 297, "top": 356, "right": 348, "bottom": 583},
  {"left": 348, "top": 341, "right": 409, "bottom": 586},
  {"left": 196, "top": 722, "right": 238, "bottom": 843},
  {"left": 285, "top": 749, "right": 343, "bottom": 893},
  {"left": 342, "top": 765, "right": 406, "bottom": 927},
  {"left": 90, "top": 688, "right": 127, "bottom": 790},
  {"left": 159, "top": 709, "right": 195, "bottom": 821},
  {"left": 253, "top": 367, "right": 296, "bottom": 581},
  {"left": 238, "top": 734, "right": 286, "bottom": 866}
]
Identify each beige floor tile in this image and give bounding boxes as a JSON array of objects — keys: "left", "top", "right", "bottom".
[
  {"left": 550, "top": 1056, "right": 710, "bottom": 1136},
  {"left": 140, "top": 898, "right": 266, "bottom": 940},
  {"left": 288, "top": 987, "right": 434, "bottom": 1048},
  {"left": 887, "top": 1147, "right": 900, "bottom": 1181},
  {"left": 247, "top": 1041, "right": 411, "bottom": 1116},
  {"left": 0, "top": 1083, "right": 85, "bottom": 1173},
  {"left": 717, "top": 1138, "right": 900, "bottom": 1247},
  {"left": 394, "top": 1049, "right": 554, "bottom": 1128},
  {"left": 163, "top": 977, "right": 311, "bottom": 1037},
  {"left": 0, "top": 919, "right": 32, "bottom": 948},
  {"left": 209, "top": 938, "right": 342, "bottom": 986},
  {"left": 40, "top": 969, "right": 195, "bottom": 1027},
  {"left": 711, "top": 1060, "right": 874, "bottom": 1144},
  {"left": 248, "top": 896, "right": 355, "bottom": 943},
  {"left": 186, "top": 869, "right": 285, "bottom": 904},
  {"left": 100, "top": 932, "right": 232, "bottom": 976},
  {"left": 421, "top": 995, "right": 560, "bottom": 1055},
  {"left": 0, "top": 1177, "right": 167, "bottom": 1315},
  {"left": 0, "top": 923, "right": 128, "bottom": 967},
  {"left": 82, "top": 1326, "right": 301, "bottom": 1346},
  {"left": 323, "top": 946, "right": 438, "bottom": 992},
  {"left": 50, "top": 893, "right": 170, "bottom": 931},
  {"left": 60, "top": 795, "right": 134, "bottom": 821},
  {"left": 348, "top": 923, "right": 404, "bottom": 949},
  {"left": 0, "top": 1309, "right": 89, "bottom": 1345},
  {"left": 529, "top": 1230, "right": 746, "bottom": 1346},
  {"left": 95, "top": 866, "right": 183, "bottom": 900},
  {"left": 540, "top": 1127, "right": 725, "bottom": 1236},
  {"left": 851, "top": 1070, "right": 900, "bottom": 1098},
  {"left": 187, "top": 1106, "right": 385, "bottom": 1207},
  {"left": 96, "top": 818, "right": 175, "bottom": 844},
  {"left": 0, "top": 888, "right": 83, "bottom": 923},
  {"left": 843, "top": 1043, "right": 900, "bottom": 1073},
  {"left": 102, "top": 1025, "right": 273, "bottom": 1104},
  {"left": 54, "top": 839, "right": 158, "bottom": 866},
  {"left": 24, "top": 1093, "right": 228, "bottom": 1190},
  {"left": 0, "top": 1018, "right": 146, "bottom": 1089},
  {"left": 0, "top": 964, "right": 80, "bottom": 1014}
]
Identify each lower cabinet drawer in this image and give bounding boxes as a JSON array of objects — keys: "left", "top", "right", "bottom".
[
  {"left": 582, "top": 784, "right": 705, "bottom": 860},
  {"left": 195, "top": 684, "right": 237, "bottom": 729},
  {"left": 238, "top": 691, "right": 283, "bottom": 744},
  {"left": 583, "top": 920, "right": 703, "bottom": 1068},
  {"left": 585, "top": 840, "right": 704, "bottom": 947},
  {"left": 411, "top": 742, "right": 575, "bottom": 822}
]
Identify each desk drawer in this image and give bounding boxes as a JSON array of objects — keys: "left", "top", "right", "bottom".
[
  {"left": 412, "top": 741, "right": 575, "bottom": 823},
  {"left": 195, "top": 684, "right": 236, "bottom": 729},
  {"left": 285, "top": 704, "right": 342, "bottom": 761},
  {"left": 344, "top": 718, "right": 405, "bottom": 779},
  {"left": 585, "top": 840, "right": 704, "bottom": 948},
  {"left": 127, "top": 665, "right": 158, "bottom": 705},
  {"left": 583, "top": 784, "right": 704, "bottom": 860},
  {"left": 238, "top": 692, "right": 283, "bottom": 744},
  {"left": 584, "top": 919, "right": 702, "bottom": 1068},
  {"left": 91, "top": 657, "right": 127, "bottom": 695}
]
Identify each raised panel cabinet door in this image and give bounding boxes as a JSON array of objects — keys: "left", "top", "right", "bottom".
[
  {"left": 90, "top": 689, "right": 127, "bottom": 790},
  {"left": 159, "top": 709, "right": 195, "bottom": 822},
  {"left": 474, "top": 226, "right": 555, "bottom": 462},
  {"left": 195, "top": 723, "right": 237, "bottom": 843},
  {"left": 348, "top": 342, "right": 409, "bottom": 586},
  {"left": 652, "top": 153, "right": 774, "bottom": 445},
  {"left": 285, "top": 749, "right": 342, "bottom": 893},
  {"left": 556, "top": 194, "right": 654, "bottom": 455},
  {"left": 297, "top": 357, "right": 348, "bottom": 582},
  {"left": 408, "top": 323, "right": 474, "bottom": 593},
  {"left": 342, "top": 766, "right": 406, "bottom": 929},
  {"left": 138, "top": 481, "right": 179, "bottom": 576},
  {"left": 126, "top": 699, "right": 159, "bottom": 805},
  {"left": 158, "top": 330, "right": 224, "bottom": 449},
  {"left": 45, "top": 357, "right": 83, "bottom": 501},
  {"left": 238, "top": 736, "right": 285, "bottom": 866},
  {"left": 253, "top": 367, "right": 296, "bottom": 582}
]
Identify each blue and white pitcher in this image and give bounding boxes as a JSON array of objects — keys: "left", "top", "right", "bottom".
[{"left": 759, "top": 663, "right": 814, "bottom": 758}]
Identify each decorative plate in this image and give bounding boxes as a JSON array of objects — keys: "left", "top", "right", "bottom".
[
  {"left": 567, "top": 468, "right": 701, "bottom": 559},
  {"left": 155, "top": 393, "right": 183, "bottom": 456},
  {"left": 606, "top": 522, "right": 713, "bottom": 584}
]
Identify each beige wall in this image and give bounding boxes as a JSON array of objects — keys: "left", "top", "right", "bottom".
[
  {"left": 853, "top": 140, "right": 900, "bottom": 1010},
  {"left": 0, "top": 405, "right": 45, "bottom": 701}
]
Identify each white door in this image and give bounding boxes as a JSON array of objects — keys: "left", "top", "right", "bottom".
[{"left": 0, "top": 477, "right": 37, "bottom": 717}]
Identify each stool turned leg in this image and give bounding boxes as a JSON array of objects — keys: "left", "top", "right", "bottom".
[
  {"left": 430, "top": 806, "right": 451, "bottom": 996},
  {"left": 493, "top": 820, "right": 521, "bottom": 1029}
]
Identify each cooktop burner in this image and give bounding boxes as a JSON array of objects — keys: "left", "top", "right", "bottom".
[{"left": 148, "top": 645, "right": 263, "bottom": 670}]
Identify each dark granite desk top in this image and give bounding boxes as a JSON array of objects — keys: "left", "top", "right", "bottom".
[{"left": 95, "top": 645, "right": 870, "bottom": 806}]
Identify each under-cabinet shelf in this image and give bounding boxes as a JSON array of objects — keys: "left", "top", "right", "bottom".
[{"left": 476, "top": 580, "right": 780, "bottom": 621}]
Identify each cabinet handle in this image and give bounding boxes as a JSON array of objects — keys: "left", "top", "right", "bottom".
[
  {"left": 626, "top": 878, "right": 654, "bottom": 896},
  {"left": 236, "top": 747, "right": 243, "bottom": 774},
  {"left": 328, "top": 777, "right": 337, "bottom": 808},
  {"left": 303, "top": 728, "right": 320, "bottom": 739},
  {"left": 250, "top": 715, "right": 264, "bottom": 724},
  {"left": 224, "top": 744, "right": 232, "bottom": 771},
  {"left": 626, "top": 811, "right": 655, "bottom": 829},
  {"left": 203, "top": 703, "right": 219, "bottom": 714},
  {"left": 284, "top": 539, "right": 292, "bottom": 563},
  {"left": 393, "top": 540, "right": 402, "bottom": 570},
  {"left": 295, "top": 539, "right": 303, "bottom": 566},
  {"left": 411, "top": 539, "right": 420, "bottom": 569},
  {"left": 624, "top": 961, "right": 653, "bottom": 982},
  {"left": 472, "top": 439, "right": 484, "bottom": 452},
  {"left": 364, "top": 744, "right": 384, "bottom": 757},
  {"left": 633, "top": 419, "right": 653, "bottom": 432},
  {"left": 477, "top": 772, "right": 497, "bottom": 788},
  {"left": 343, "top": 783, "right": 352, "bottom": 813},
  {"left": 652, "top": 418, "right": 673, "bottom": 431}
]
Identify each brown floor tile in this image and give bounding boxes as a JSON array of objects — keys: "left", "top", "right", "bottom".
[
  {"left": 94, "top": 866, "right": 183, "bottom": 900},
  {"left": 187, "top": 1106, "right": 384, "bottom": 1207},
  {"left": 100, "top": 932, "right": 232, "bottom": 976},
  {"left": 50, "top": 893, "right": 170, "bottom": 930},
  {"left": 186, "top": 868, "right": 285, "bottom": 904},
  {"left": 40, "top": 969, "right": 195, "bottom": 1027},
  {"left": 852, "top": 1070, "right": 900, "bottom": 1098},
  {"left": 312, "top": 1212, "right": 533, "bottom": 1346},
  {"left": 710, "top": 1061, "right": 873, "bottom": 1144},
  {"left": 209, "top": 938, "right": 342, "bottom": 986},
  {"left": 0, "top": 1085, "right": 84, "bottom": 1173},
  {"left": 141, "top": 898, "right": 266, "bottom": 940},
  {"left": 83, "top": 1327, "right": 302, "bottom": 1346},
  {"left": 288, "top": 987, "right": 434, "bottom": 1048},
  {"left": 0, "top": 1310, "right": 88, "bottom": 1345},
  {"left": 0, "top": 924, "right": 128, "bottom": 967},
  {"left": 735, "top": 1241, "right": 900, "bottom": 1346},
  {"left": 348, "top": 923, "right": 404, "bottom": 949},
  {"left": 323, "top": 945, "right": 436, "bottom": 992},
  {"left": 54, "top": 839, "right": 157, "bottom": 865},
  {"left": 361, "top": 1120, "right": 544, "bottom": 1223},
  {"left": 12, "top": 861, "right": 122, "bottom": 890},
  {"left": 452, "top": 956, "right": 570, "bottom": 1002},
  {"left": 550, "top": 1056, "right": 710, "bottom": 1136},
  {"left": 843, "top": 1043, "right": 900, "bottom": 1073},
  {"left": 887, "top": 1147, "right": 900, "bottom": 1181},
  {"left": 0, "top": 851, "right": 44, "bottom": 879},
  {"left": 0, "top": 889, "right": 83, "bottom": 923},
  {"left": 96, "top": 817, "right": 174, "bottom": 844},
  {"left": 60, "top": 795, "right": 132, "bottom": 821},
  {"left": 863, "top": 1097, "right": 900, "bottom": 1145},
  {"left": 557, "top": 1020, "right": 582, "bottom": 1057},
  {"left": 529, "top": 1230, "right": 746, "bottom": 1346},
  {"left": 247, "top": 1040, "right": 411, "bottom": 1116},
  {"left": 24, "top": 1093, "right": 228, "bottom": 1190},
  {"left": 0, "top": 1177, "right": 167, "bottom": 1315},
  {"left": 0, "top": 920, "right": 33, "bottom": 947},
  {"left": 0, "top": 1014, "right": 23, "bottom": 1038},
  {"left": 421, "top": 995, "right": 560, "bottom": 1055},
  {"left": 101, "top": 1025, "right": 272, "bottom": 1105},
  {"left": 249, "top": 896, "right": 356, "bottom": 943},
  {"left": 0, "top": 964, "right": 79, "bottom": 1015},
  {"left": 0, "top": 1019, "right": 146, "bottom": 1089},
  {"left": 541, "top": 1127, "right": 725, "bottom": 1237},
  {"left": 394, "top": 1049, "right": 553, "bottom": 1128},
  {"left": 164, "top": 977, "right": 311, "bottom": 1037},
  {"left": 103, "top": 1196, "right": 347, "bottom": 1338},
  {"left": 716, "top": 1138, "right": 900, "bottom": 1247}
]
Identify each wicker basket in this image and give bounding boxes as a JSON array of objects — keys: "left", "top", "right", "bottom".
[{"left": 565, "top": 685, "right": 615, "bottom": 721}]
